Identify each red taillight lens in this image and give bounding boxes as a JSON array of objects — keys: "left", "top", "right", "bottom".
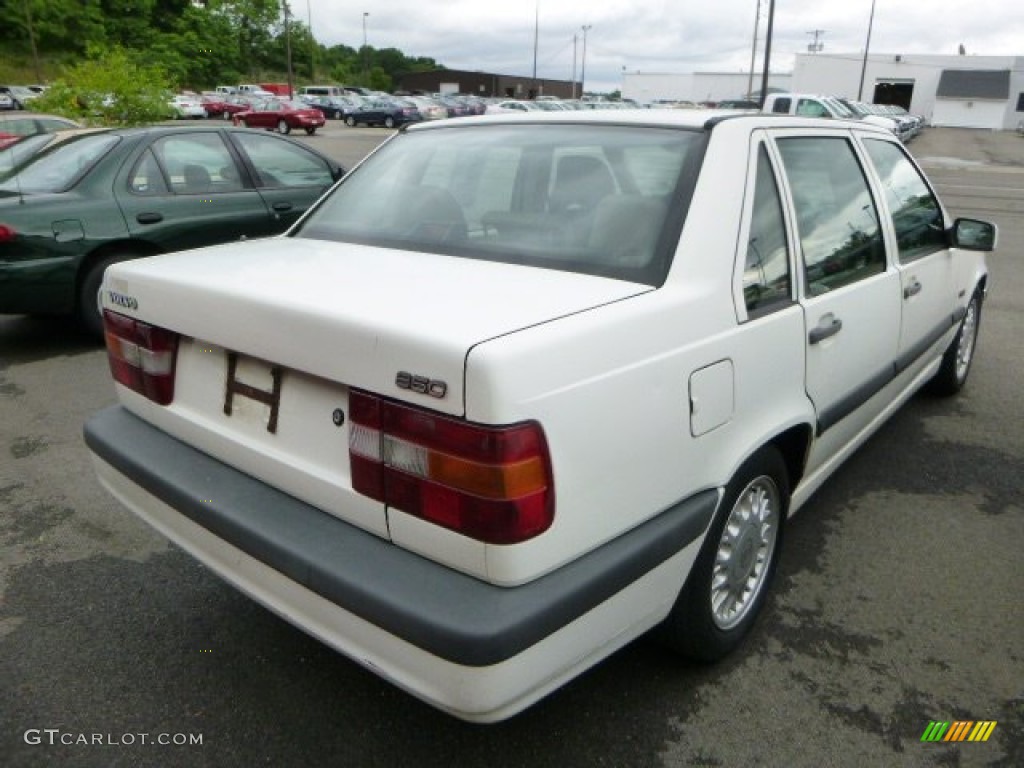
[
  {"left": 348, "top": 390, "right": 554, "bottom": 545},
  {"left": 103, "top": 309, "right": 180, "bottom": 405},
  {"left": 0, "top": 224, "right": 16, "bottom": 243}
]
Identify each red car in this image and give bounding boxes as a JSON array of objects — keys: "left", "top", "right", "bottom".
[
  {"left": 199, "top": 93, "right": 251, "bottom": 120},
  {"left": 233, "top": 98, "right": 325, "bottom": 135}
]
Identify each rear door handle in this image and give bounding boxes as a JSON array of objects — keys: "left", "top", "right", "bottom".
[
  {"left": 136, "top": 212, "right": 163, "bottom": 224},
  {"left": 272, "top": 202, "right": 293, "bottom": 212},
  {"left": 809, "top": 317, "right": 843, "bottom": 344},
  {"left": 904, "top": 280, "right": 922, "bottom": 299}
]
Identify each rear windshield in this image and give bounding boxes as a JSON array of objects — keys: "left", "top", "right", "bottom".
[
  {"left": 296, "top": 123, "right": 704, "bottom": 285},
  {"left": 0, "top": 133, "right": 119, "bottom": 193}
]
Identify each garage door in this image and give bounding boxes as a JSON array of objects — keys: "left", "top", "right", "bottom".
[{"left": 931, "top": 99, "right": 1006, "bottom": 129}]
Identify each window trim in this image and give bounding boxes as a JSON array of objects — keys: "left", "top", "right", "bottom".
[{"left": 733, "top": 132, "right": 797, "bottom": 323}]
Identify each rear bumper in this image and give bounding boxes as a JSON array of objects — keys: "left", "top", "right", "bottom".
[{"left": 85, "top": 405, "right": 716, "bottom": 720}]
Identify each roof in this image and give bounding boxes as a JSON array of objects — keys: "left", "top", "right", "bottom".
[{"left": 936, "top": 69, "right": 1011, "bottom": 100}]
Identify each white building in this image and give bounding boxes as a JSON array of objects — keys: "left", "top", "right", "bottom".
[
  {"left": 622, "top": 53, "right": 1024, "bottom": 130},
  {"left": 792, "top": 52, "right": 1024, "bottom": 130}
]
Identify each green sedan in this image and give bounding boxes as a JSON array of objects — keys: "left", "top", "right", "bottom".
[{"left": 0, "top": 124, "right": 344, "bottom": 336}]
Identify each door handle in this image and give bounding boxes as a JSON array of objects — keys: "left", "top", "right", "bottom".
[
  {"left": 809, "top": 317, "right": 843, "bottom": 344},
  {"left": 272, "top": 202, "right": 293, "bottom": 212},
  {"left": 903, "top": 280, "right": 922, "bottom": 299},
  {"left": 136, "top": 212, "right": 163, "bottom": 224}
]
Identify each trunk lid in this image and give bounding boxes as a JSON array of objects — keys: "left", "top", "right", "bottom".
[
  {"left": 102, "top": 236, "right": 650, "bottom": 541},
  {"left": 103, "top": 236, "right": 651, "bottom": 413}
]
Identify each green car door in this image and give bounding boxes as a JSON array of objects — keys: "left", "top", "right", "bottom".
[
  {"left": 229, "top": 131, "right": 338, "bottom": 230},
  {"left": 115, "top": 130, "right": 279, "bottom": 250}
]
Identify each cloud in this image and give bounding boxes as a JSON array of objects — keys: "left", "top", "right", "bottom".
[{"left": 306, "top": 0, "right": 1023, "bottom": 92}]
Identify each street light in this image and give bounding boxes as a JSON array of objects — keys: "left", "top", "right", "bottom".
[
  {"left": 362, "top": 12, "right": 370, "bottom": 85},
  {"left": 580, "top": 24, "right": 592, "bottom": 97}
]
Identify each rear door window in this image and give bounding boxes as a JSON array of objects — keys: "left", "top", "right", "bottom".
[{"left": 776, "top": 136, "right": 886, "bottom": 295}]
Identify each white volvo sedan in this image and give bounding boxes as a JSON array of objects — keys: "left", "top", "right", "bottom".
[{"left": 85, "top": 111, "right": 994, "bottom": 722}]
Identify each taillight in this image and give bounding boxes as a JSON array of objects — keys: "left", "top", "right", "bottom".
[
  {"left": 0, "top": 224, "right": 15, "bottom": 243},
  {"left": 103, "top": 309, "right": 180, "bottom": 405},
  {"left": 348, "top": 390, "right": 554, "bottom": 545}
]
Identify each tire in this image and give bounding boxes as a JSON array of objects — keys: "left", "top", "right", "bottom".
[
  {"left": 277, "top": 119, "right": 290, "bottom": 135},
  {"left": 304, "top": 126, "right": 316, "bottom": 135},
  {"left": 78, "top": 253, "right": 135, "bottom": 339},
  {"left": 241, "top": 118, "right": 250, "bottom": 128},
  {"left": 926, "top": 288, "right": 982, "bottom": 396},
  {"left": 659, "top": 446, "right": 788, "bottom": 661},
  {"left": 345, "top": 115, "right": 356, "bottom": 127},
  {"left": 384, "top": 115, "right": 395, "bottom": 129}
]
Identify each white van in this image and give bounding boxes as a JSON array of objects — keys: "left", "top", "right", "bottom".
[{"left": 301, "top": 85, "right": 344, "bottom": 98}]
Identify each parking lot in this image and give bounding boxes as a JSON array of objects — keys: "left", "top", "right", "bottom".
[{"left": 1, "top": 126, "right": 1022, "bottom": 767}]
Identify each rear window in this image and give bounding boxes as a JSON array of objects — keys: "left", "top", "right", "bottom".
[
  {"left": 296, "top": 123, "right": 704, "bottom": 285},
  {"left": 0, "top": 133, "right": 119, "bottom": 193}
]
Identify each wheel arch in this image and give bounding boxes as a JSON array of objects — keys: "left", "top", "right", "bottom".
[
  {"left": 74, "top": 239, "right": 163, "bottom": 310},
  {"left": 765, "top": 423, "right": 813, "bottom": 499}
]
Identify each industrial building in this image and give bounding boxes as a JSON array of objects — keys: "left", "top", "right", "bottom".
[
  {"left": 622, "top": 53, "right": 1024, "bottom": 130},
  {"left": 399, "top": 68, "right": 579, "bottom": 100}
]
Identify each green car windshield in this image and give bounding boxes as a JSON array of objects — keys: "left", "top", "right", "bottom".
[{"left": 0, "top": 134, "right": 120, "bottom": 194}]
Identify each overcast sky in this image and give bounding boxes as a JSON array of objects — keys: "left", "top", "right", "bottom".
[{"left": 302, "top": 0, "right": 1024, "bottom": 93}]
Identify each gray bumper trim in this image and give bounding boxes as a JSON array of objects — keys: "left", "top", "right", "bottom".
[{"left": 84, "top": 405, "right": 717, "bottom": 666}]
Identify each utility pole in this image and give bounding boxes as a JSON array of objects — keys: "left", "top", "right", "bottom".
[
  {"left": 580, "top": 24, "right": 592, "bottom": 98},
  {"left": 857, "top": 0, "right": 877, "bottom": 100},
  {"left": 759, "top": 0, "right": 775, "bottom": 108},
  {"left": 532, "top": 1, "right": 539, "bottom": 98},
  {"left": 22, "top": 0, "right": 42, "bottom": 83},
  {"left": 284, "top": 1, "right": 294, "bottom": 99},
  {"left": 572, "top": 34, "right": 578, "bottom": 99},
  {"left": 746, "top": 0, "right": 761, "bottom": 100},
  {"left": 362, "top": 12, "right": 370, "bottom": 85},
  {"left": 307, "top": 0, "right": 315, "bottom": 83}
]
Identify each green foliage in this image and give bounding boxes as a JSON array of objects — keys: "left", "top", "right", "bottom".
[
  {"left": 30, "top": 47, "right": 174, "bottom": 126},
  {"left": 367, "top": 67, "right": 393, "bottom": 93},
  {"left": 2, "top": 0, "right": 450, "bottom": 96}
]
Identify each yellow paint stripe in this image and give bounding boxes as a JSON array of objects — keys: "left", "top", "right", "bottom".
[{"left": 978, "top": 721, "right": 997, "bottom": 742}]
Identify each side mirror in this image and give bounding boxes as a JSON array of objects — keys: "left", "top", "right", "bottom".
[{"left": 950, "top": 217, "right": 997, "bottom": 252}]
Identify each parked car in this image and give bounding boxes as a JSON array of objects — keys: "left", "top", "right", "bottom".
[
  {"left": 484, "top": 99, "right": 542, "bottom": 114},
  {"left": 405, "top": 95, "right": 448, "bottom": 121},
  {"left": 198, "top": 93, "right": 250, "bottom": 120},
  {"left": 437, "top": 94, "right": 472, "bottom": 118},
  {"left": 0, "top": 93, "right": 14, "bottom": 111},
  {"left": 716, "top": 99, "right": 760, "bottom": 110},
  {"left": 168, "top": 94, "right": 207, "bottom": 119},
  {"left": 344, "top": 97, "right": 423, "bottom": 128},
  {"left": 233, "top": 98, "right": 326, "bottom": 135},
  {"left": 763, "top": 93, "right": 900, "bottom": 137},
  {"left": 0, "top": 125, "right": 343, "bottom": 335},
  {"left": 81, "top": 111, "right": 995, "bottom": 722},
  {"left": 0, "top": 112, "right": 80, "bottom": 149},
  {"left": 303, "top": 95, "right": 363, "bottom": 121},
  {"left": 0, "top": 85, "right": 41, "bottom": 109}
]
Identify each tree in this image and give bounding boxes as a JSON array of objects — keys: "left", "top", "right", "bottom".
[{"left": 30, "top": 45, "right": 174, "bottom": 126}]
